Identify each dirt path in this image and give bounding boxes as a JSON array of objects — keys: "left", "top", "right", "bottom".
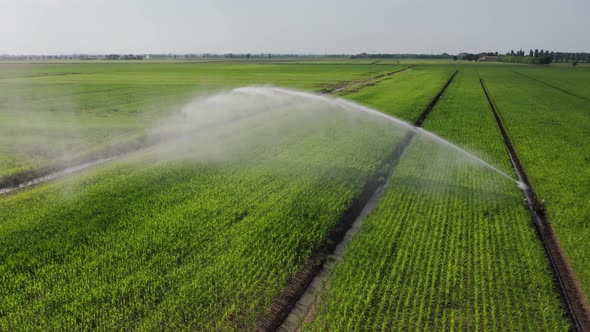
[
  {"left": 0, "top": 158, "right": 113, "bottom": 195},
  {"left": 327, "top": 65, "right": 414, "bottom": 94},
  {"left": 259, "top": 70, "right": 459, "bottom": 332},
  {"left": 481, "top": 79, "right": 590, "bottom": 332}
]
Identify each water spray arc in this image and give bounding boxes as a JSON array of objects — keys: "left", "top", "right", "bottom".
[
  {"left": 274, "top": 70, "right": 469, "bottom": 331},
  {"left": 243, "top": 85, "right": 523, "bottom": 188},
  {"left": 1, "top": 84, "right": 523, "bottom": 196},
  {"left": 481, "top": 79, "right": 590, "bottom": 331}
]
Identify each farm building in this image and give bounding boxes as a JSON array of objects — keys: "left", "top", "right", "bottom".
[{"left": 478, "top": 55, "right": 498, "bottom": 62}]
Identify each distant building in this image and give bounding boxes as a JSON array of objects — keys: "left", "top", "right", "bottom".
[
  {"left": 477, "top": 56, "right": 498, "bottom": 62},
  {"left": 121, "top": 54, "right": 143, "bottom": 60},
  {"left": 80, "top": 54, "right": 98, "bottom": 60}
]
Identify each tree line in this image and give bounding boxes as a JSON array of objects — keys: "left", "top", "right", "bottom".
[
  {"left": 499, "top": 49, "right": 553, "bottom": 64},
  {"left": 461, "top": 49, "right": 589, "bottom": 65},
  {"left": 350, "top": 53, "right": 455, "bottom": 59}
]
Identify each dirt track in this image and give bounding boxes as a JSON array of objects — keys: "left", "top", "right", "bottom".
[
  {"left": 1, "top": 68, "right": 413, "bottom": 194},
  {"left": 326, "top": 65, "right": 414, "bottom": 94}
]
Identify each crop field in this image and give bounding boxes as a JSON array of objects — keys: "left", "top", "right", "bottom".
[
  {"left": 0, "top": 94, "right": 403, "bottom": 329},
  {"left": 338, "top": 65, "right": 455, "bottom": 121},
  {"left": 305, "top": 68, "right": 569, "bottom": 330},
  {"left": 479, "top": 67, "right": 590, "bottom": 298},
  {"left": 0, "top": 62, "right": 400, "bottom": 177},
  {"left": 1, "top": 60, "right": 589, "bottom": 331}
]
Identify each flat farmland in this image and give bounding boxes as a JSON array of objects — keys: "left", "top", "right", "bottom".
[
  {"left": 480, "top": 66, "right": 590, "bottom": 300},
  {"left": 305, "top": 67, "right": 569, "bottom": 331},
  {"left": 0, "top": 62, "right": 401, "bottom": 177},
  {"left": 1, "top": 60, "right": 588, "bottom": 330}
]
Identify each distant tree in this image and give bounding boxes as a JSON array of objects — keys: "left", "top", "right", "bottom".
[
  {"left": 494, "top": 51, "right": 499, "bottom": 56},
  {"left": 529, "top": 49, "right": 534, "bottom": 57},
  {"left": 453, "top": 56, "right": 458, "bottom": 61},
  {"left": 462, "top": 53, "right": 479, "bottom": 61},
  {"left": 534, "top": 49, "right": 539, "bottom": 57},
  {"left": 540, "top": 49, "right": 544, "bottom": 57},
  {"left": 510, "top": 50, "right": 515, "bottom": 56},
  {"left": 572, "top": 61, "right": 578, "bottom": 67},
  {"left": 246, "top": 53, "right": 251, "bottom": 59}
]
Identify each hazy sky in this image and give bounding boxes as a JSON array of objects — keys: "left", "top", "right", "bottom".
[{"left": 1, "top": 0, "right": 588, "bottom": 55}]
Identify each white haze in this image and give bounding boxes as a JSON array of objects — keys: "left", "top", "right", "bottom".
[
  {"left": 146, "top": 86, "right": 522, "bottom": 188},
  {"left": 1, "top": 85, "right": 524, "bottom": 196}
]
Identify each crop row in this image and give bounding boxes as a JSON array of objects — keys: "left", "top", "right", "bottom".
[
  {"left": 343, "top": 65, "right": 456, "bottom": 122},
  {"left": 0, "top": 103, "right": 401, "bottom": 330},
  {"left": 305, "top": 68, "right": 569, "bottom": 331},
  {"left": 480, "top": 67, "right": 590, "bottom": 300},
  {"left": 510, "top": 65, "right": 590, "bottom": 101}
]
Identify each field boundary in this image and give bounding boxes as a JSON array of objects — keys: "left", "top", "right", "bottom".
[
  {"left": 0, "top": 107, "right": 277, "bottom": 193},
  {"left": 511, "top": 70, "right": 590, "bottom": 103},
  {"left": 325, "top": 65, "right": 414, "bottom": 94},
  {"left": 415, "top": 70, "right": 458, "bottom": 126},
  {"left": 481, "top": 79, "right": 590, "bottom": 332},
  {"left": 258, "top": 70, "right": 459, "bottom": 332},
  {"left": 0, "top": 98, "right": 290, "bottom": 194}
]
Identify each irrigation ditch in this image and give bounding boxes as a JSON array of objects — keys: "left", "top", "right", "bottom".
[
  {"left": 0, "top": 106, "right": 280, "bottom": 194},
  {"left": 0, "top": 65, "right": 415, "bottom": 196},
  {"left": 481, "top": 79, "right": 590, "bottom": 332},
  {"left": 257, "top": 70, "right": 459, "bottom": 332}
]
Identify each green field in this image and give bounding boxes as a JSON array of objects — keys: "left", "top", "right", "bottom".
[
  {"left": 480, "top": 66, "right": 590, "bottom": 297},
  {"left": 0, "top": 62, "right": 400, "bottom": 176},
  {"left": 1, "top": 60, "right": 588, "bottom": 330},
  {"left": 306, "top": 68, "right": 569, "bottom": 330}
]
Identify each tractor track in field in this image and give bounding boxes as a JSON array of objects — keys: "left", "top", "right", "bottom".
[
  {"left": 0, "top": 105, "right": 281, "bottom": 195},
  {"left": 481, "top": 79, "right": 590, "bottom": 332},
  {"left": 0, "top": 70, "right": 414, "bottom": 195},
  {"left": 0, "top": 72, "right": 94, "bottom": 80},
  {"left": 260, "top": 69, "right": 458, "bottom": 332},
  {"left": 511, "top": 70, "right": 590, "bottom": 103},
  {"left": 326, "top": 65, "right": 414, "bottom": 94}
]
